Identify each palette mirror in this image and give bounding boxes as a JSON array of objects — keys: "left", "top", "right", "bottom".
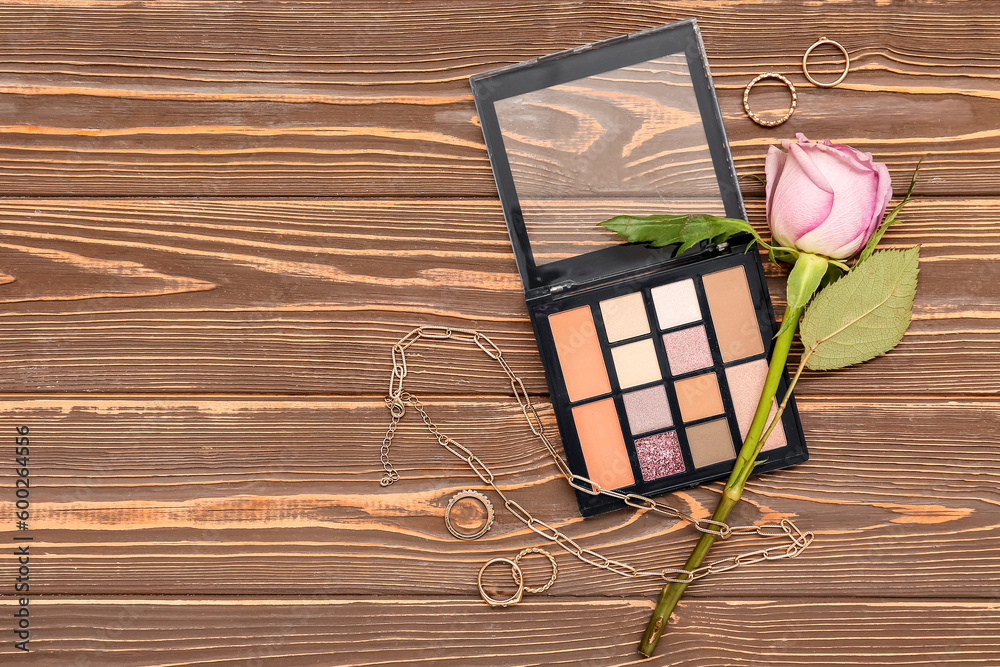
[{"left": 494, "top": 52, "right": 726, "bottom": 266}]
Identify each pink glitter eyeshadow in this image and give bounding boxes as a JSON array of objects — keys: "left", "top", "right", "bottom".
[
  {"left": 634, "top": 430, "right": 685, "bottom": 481},
  {"left": 662, "top": 325, "right": 713, "bottom": 375}
]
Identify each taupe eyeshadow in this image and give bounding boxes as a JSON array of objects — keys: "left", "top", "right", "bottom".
[{"left": 686, "top": 418, "right": 735, "bottom": 468}]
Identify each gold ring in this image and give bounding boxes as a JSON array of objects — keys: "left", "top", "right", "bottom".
[
  {"left": 513, "top": 547, "right": 558, "bottom": 594},
  {"left": 743, "top": 73, "right": 797, "bottom": 127},
  {"left": 478, "top": 557, "right": 524, "bottom": 607},
  {"left": 445, "top": 490, "right": 494, "bottom": 540},
  {"left": 802, "top": 36, "right": 850, "bottom": 88}
]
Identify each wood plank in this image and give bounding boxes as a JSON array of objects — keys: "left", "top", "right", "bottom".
[
  {"left": 2, "top": 596, "right": 998, "bottom": 666},
  {"left": 0, "top": 198, "right": 996, "bottom": 394},
  {"left": 2, "top": 396, "right": 997, "bottom": 597},
  {"left": 0, "top": 1, "right": 996, "bottom": 195}
]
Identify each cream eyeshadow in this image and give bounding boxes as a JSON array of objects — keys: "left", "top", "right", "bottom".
[
  {"left": 600, "top": 292, "right": 651, "bottom": 343},
  {"left": 610, "top": 339, "right": 661, "bottom": 389}
]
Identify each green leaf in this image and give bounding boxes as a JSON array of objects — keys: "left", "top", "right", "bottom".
[
  {"left": 856, "top": 158, "right": 922, "bottom": 265},
  {"left": 599, "top": 214, "right": 761, "bottom": 255},
  {"left": 800, "top": 247, "right": 919, "bottom": 370}
]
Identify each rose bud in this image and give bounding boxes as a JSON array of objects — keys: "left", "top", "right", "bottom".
[{"left": 765, "top": 133, "right": 893, "bottom": 260}]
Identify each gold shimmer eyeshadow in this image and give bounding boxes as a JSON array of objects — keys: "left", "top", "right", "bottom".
[
  {"left": 600, "top": 292, "right": 650, "bottom": 343},
  {"left": 686, "top": 418, "right": 735, "bottom": 468},
  {"left": 548, "top": 306, "right": 611, "bottom": 402},
  {"left": 674, "top": 372, "right": 724, "bottom": 422},
  {"left": 726, "top": 359, "right": 787, "bottom": 451},
  {"left": 572, "top": 399, "right": 635, "bottom": 490},
  {"left": 702, "top": 266, "right": 765, "bottom": 362}
]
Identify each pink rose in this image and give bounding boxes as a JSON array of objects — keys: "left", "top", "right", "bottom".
[{"left": 765, "top": 133, "right": 893, "bottom": 260}]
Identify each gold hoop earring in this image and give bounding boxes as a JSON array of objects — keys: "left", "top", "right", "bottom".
[
  {"left": 743, "top": 73, "right": 797, "bottom": 127},
  {"left": 802, "top": 37, "right": 850, "bottom": 88}
]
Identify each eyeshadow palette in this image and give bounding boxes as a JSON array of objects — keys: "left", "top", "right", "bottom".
[{"left": 471, "top": 18, "right": 807, "bottom": 516}]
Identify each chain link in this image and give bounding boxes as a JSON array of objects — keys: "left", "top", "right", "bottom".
[{"left": 378, "top": 327, "right": 813, "bottom": 584}]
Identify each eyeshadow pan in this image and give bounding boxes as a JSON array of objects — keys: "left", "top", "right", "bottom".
[
  {"left": 599, "top": 292, "right": 650, "bottom": 343},
  {"left": 548, "top": 306, "right": 612, "bottom": 402},
  {"left": 702, "top": 266, "right": 765, "bottom": 362},
  {"left": 726, "top": 359, "right": 787, "bottom": 452},
  {"left": 622, "top": 385, "right": 673, "bottom": 435},
  {"left": 635, "top": 430, "right": 685, "bottom": 481},
  {"left": 651, "top": 279, "right": 701, "bottom": 330},
  {"left": 572, "top": 398, "right": 635, "bottom": 490},
  {"left": 610, "top": 338, "right": 662, "bottom": 389},
  {"left": 686, "top": 418, "right": 736, "bottom": 468},
  {"left": 674, "top": 371, "right": 724, "bottom": 422},
  {"left": 662, "top": 325, "right": 713, "bottom": 375}
]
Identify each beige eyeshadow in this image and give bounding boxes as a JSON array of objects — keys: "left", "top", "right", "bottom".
[
  {"left": 686, "top": 418, "right": 736, "bottom": 468},
  {"left": 726, "top": 359, "right": 787, "bottom": 452},
  {"left": 599, "top": 292, "right": 650, "bottom": 343},
  {"left": 610, "top": 338, "right": 662, "bottom": 389},
  {"left": 548, "top": 306, "right": 612, "bottom": 402},
  {"left": 702, "top": 266, "right": 765, "bottom": 362},
  {"left": 673, "top": 371, "right": 724, "bottom": 422},
  {"left": 572, "top": 398, "right": 635, "bottom": 490}
]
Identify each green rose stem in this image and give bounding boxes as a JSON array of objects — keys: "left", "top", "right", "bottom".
[{"left": 638, "top": 303, "right": 802, "bottom": 657}]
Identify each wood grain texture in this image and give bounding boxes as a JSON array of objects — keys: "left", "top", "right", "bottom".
[
  {"left": 0, "top": 1, "right": 996, "bottom": 195},
  {"left": 0, "top": 197, "right": 996, "bottom": 395},
  {"left": 0, "top": 1, "right": 996, "bottom": 663},
  {"left": 6, "top": 597, "right": 1000, "bottom": 667},
  {"left": 1, "top": 396, "right": 997, "bottom": 598}
]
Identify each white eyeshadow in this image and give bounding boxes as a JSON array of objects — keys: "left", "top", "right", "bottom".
[
  {"left": 610, "top": 339, "right": 662, "bottom": 389},
  {"left": 651, "top": 279, "right": 701, "bottom": 330},
  {"left": 599, "top": 292, "right": 651, "bottom": 343}
]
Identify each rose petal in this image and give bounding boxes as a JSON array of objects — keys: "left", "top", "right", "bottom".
[
  {"left": 794, "top": 168, "right": 880, "bottom": 258},
  {"left": 764, "top": 144, "right": 787, "bottom": 225},
  {"left": 768, "top": 142, "right": 835, "bottom": 246}
]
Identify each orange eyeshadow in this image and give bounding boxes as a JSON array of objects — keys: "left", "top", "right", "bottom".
[
  {"left": 548, "top": 306, "right": 611, "bottom": 402},
  {"left": 674, "top": 372, "right": 724, "bottom": 422},
  {"left": 571, "top": 399, "right": 635, "bottom": 490}
]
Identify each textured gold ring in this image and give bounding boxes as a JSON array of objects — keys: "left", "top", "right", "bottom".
[
  {"left": 513, "top": 547, "right": 558, "bottom": 594},
  {"left": 743, "top": 73, "right": 797, "bottom": 127},
  {"left": 478, "top": 557, "right": 524, "bottom": 607},
  {"left": 803, "top": 36, "right": 850, "bottom": 88},
  {"left": 445, "top": 490, "right": 494, "bottom": 540}
]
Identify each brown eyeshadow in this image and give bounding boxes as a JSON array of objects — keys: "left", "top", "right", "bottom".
[
  {"left": 571, "top": 398, "right": 635, "bottom": 490},
  {"left": 701, "top": 266, "right": 765, "bottom": 363},
  {"left": 548, "top": 306, "right": 611, "bottom": 402},
  {"left": 673, "top": 372, "right": 724, "bottom": 422},
  {"left": 686, "top": 418, "right": 736, "bottom": 468}
]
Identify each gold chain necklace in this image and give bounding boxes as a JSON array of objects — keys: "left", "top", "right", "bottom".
[{"left": 378, "top": 326, "right": 813, "bottom": 596}]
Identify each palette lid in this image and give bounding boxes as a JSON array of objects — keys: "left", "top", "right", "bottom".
[{"left": 471, "top": 19, "right": 747, "bottom": 296}]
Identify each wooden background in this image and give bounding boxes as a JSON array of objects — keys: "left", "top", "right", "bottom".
[{"left": 0, "top": 1, "right": 998, "bottom": 665}]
